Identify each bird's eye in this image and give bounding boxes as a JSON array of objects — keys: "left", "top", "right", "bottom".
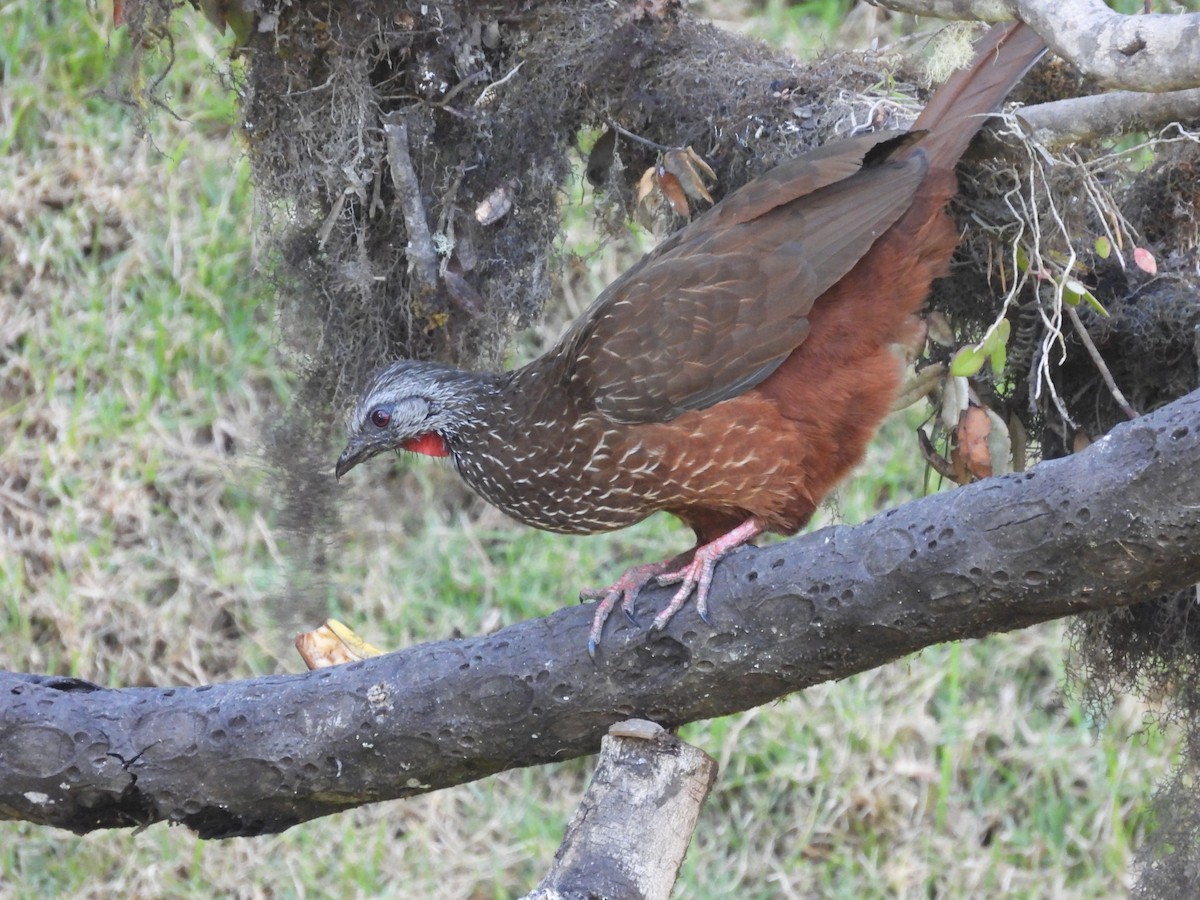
[{"left": 369, "top": 408, "right": 392, "bottom": 428}]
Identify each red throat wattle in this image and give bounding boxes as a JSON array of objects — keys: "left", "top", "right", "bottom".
[{"left": 401, "top": 433, "right": 450, "bottom": 457}]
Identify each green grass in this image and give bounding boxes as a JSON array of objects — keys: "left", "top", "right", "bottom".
[
  {"left": 754, "top": 0, "right": 854, "bottom": 42},
  {"left": 0, "top": 2, "right": 1182, "bottom": 897}
]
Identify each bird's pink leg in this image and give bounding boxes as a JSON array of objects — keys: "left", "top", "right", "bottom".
[
  {"left": 581, "top": 561, "right": 673, "bottom": 658},
  {"left": 651, "top": 518, "right": 764, "bottom": 631},
  {"left": 581, "top": 518, "right": 763, "bottom": 656}
]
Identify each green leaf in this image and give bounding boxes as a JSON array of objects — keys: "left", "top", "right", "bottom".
[
  {"left": 1094, "top": 236, "right": 1111, "bottom": 259},
  {"left": 1063, "top": 279, "right": 1109, "bottom": 316},
  {"left": 988, "top": 318, "right": 1011, "bottom": 347},
  {"left": 950, "top": 345, "right": 986, "bottom": 377},
  {"left": 1083, "top": 291, "right": 1110, "bottom": 317},
  {"left": 1063, "top": 278, "right": 1087, "bottom": 306},
  {"left": 983, "top": 319, "right": 1010, "bottom": 376},
  {"left": 1014, "top": 245, "right": 1030, "bottom": 272},
  {"left": 989, "top": 342, "right": 1007, "bottom": 376}
]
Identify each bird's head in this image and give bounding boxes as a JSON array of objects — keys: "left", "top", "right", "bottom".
[{"left": 335, "top": 361, "right": 492, "bottom": 479}]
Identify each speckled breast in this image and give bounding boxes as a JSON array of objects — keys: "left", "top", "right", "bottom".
[{"left": 450, "top": 402, "right": 672, "bottom": 535}]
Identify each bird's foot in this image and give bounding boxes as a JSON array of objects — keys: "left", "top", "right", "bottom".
[
  {"left": 581, "top": 519, "right": 764, "bottom": 657},
  {"left": 651, "top": 519, "right": 764, "bottom": 632},
  {"left": 581, "top": 561, "right": 673, "bottom": 659}
]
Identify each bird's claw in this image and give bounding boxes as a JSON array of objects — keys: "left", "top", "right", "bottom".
[
  {"left": 582, "top": 520, "right": 761, "bottom": 655},
  {"left": 581, "top": 555, "right": 716, "bottom": 656},
  {"left": 649, "top": 518, "right": 762, "bottom": 631},
  {"left": 581, "top": 561, "right": 670, "bottom": 658},
  {"left": 580, "top": 587, "right": 622, "bottom": 660},
  {"left": 651, "top": 553, "right": 718, "bottom": 632}
]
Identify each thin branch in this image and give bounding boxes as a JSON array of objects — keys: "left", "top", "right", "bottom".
[
  {"left": 1012, "top": 89, "right": 1200, "bottom": 148},
  {"left": 382, "top": 111, "right": 441, "bottom": 298},
  {"left": 605, "top": 120, "right": 674, "bottom": 153},
  {"left": 1066, "top": 304, "right": 1140, "bottom": 420}
]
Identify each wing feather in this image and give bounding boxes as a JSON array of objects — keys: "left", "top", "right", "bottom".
[{"left": 554, "top": 141, "right": 929, "bottom": 424}]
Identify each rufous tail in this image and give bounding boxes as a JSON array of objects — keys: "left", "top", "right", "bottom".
[{"left": 912, "top": 22, "right": 1046, "bottom": 172}]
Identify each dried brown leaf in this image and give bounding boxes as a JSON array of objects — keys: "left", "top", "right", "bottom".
[
  {"left": 656, "top": 169, "right": 691, "bottom": 217},
  {"left": 952, "top": 404, "right": 993, "bottom": 481},
  {"left": 295, "top": 619, "right": 385, "bottom": 670},
  {"left": 660, "top": 146, "right": 715, "bottom": 204}
]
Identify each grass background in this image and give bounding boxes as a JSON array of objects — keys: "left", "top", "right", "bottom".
[{"left": 0, "top": 2, "right": 1180, "bottom": 897}]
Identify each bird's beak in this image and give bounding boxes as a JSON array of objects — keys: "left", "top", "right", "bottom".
[{"left": 335, "top": 440, "right": 378, "bottom": 480}]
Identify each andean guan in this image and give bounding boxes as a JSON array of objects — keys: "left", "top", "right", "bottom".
[{"left": 336, "top": 21, "right": 1047, "bottom": 655}]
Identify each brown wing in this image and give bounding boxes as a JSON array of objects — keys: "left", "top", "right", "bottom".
[
  {"left": 554, "top": 143, "right": 929, "bottom": 424},
  {"left": 603, "top": 130, "right": 906, "bottom": 284}
]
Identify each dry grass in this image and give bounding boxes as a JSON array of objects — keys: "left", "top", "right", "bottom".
[{"left": 0, "top": 3, "right": 1180, "bottom": 898}]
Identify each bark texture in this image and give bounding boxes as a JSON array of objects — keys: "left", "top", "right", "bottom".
[
  {"left": 527, "top": 720, "right": 716, "bottom": 900},
  {"left": 875, "top": 0, "right": 1200, "bottom": 91},
  {"left": 2, "top": 388, "right": 1198, "bottom": 838}
]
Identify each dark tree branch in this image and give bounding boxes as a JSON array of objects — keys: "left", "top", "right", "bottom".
[{"left": 2, "top": 388, "right": 1198, "bottom": 838}]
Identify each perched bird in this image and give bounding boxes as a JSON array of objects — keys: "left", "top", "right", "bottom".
[{"left": 336, "top": 22, "right": 1046, "bottom": 655}]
